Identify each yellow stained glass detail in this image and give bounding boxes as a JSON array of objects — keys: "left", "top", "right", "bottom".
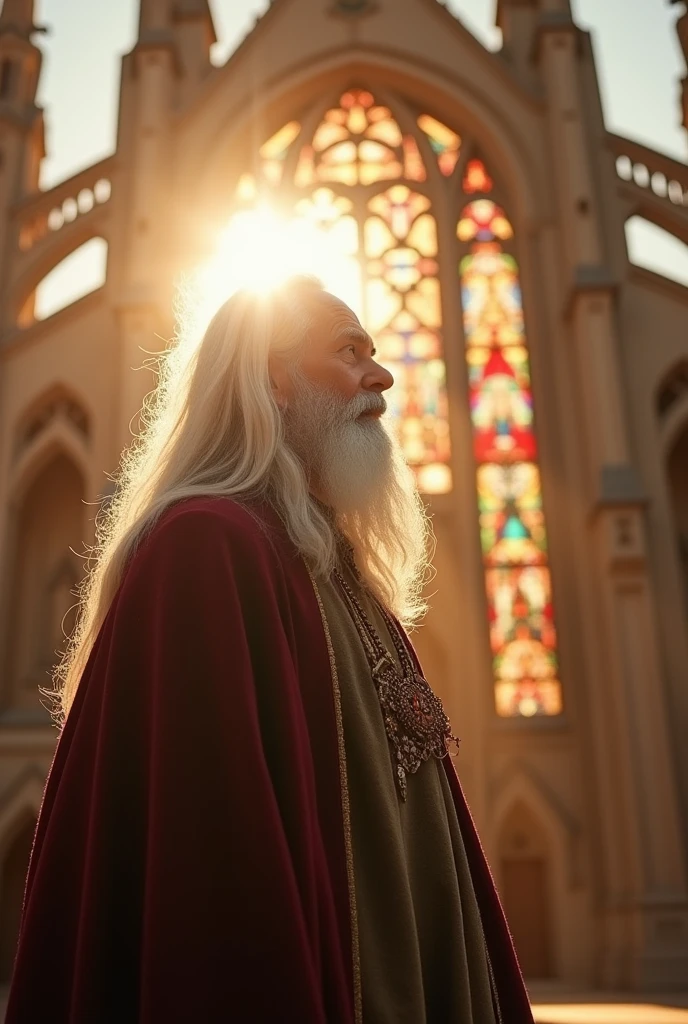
[
  {"left": 364, "top": 216, "right": 396, "bottom": 259},
  {"left": 236, "top": 173, "right": 257, "bottom": 203},
  {"left": 313, "top": 121, "right": 349, "bottom": 152},
  {"left": 259, "top": 121, "right": 300, "bottom": 160},
  {"left": 406, "top": 213, "right": 437, "bottom": 257},
  {"left": 366, "top": 278, "right": 403, "bottom": 334},
  {"left": 407, "top": 276, "right": 441, "bottom": 328},
  {"left": 403, "top": 136, "right": 426, "bottom": 182},
  {"left": 294, "top": 90, "right": 429, "bottom": 192},
  {"left": 294, "top": 146, "right": 316, "bottom": 188},
  {"left": 360, "top": 159, "right": 402, "bottom": 186},
  {"left": 368, "top": 186, "right": 431, "bottom": 239},
  {"left": 368, "top": 105, "right": 391, "bottom": 123},
  {"left": 366, "top": 118, "right": 403, "bottom": 147}
]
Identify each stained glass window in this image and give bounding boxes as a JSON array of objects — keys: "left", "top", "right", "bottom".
[
  {"left": 364, "top": 185, "right": 450, "bottom": 492},
  {"left": 458, "top": 198, "right": 563, "bottom": 718}
]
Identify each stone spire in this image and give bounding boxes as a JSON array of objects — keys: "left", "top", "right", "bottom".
[
  {"left": 138, "top": 0, "right": 173, "bottom": 40},
  {"left": 0, "top": 0, "right": 37, "bottom": 36},
  {"left": 174, "top": 0, "right": 217, "bottom": 47}
]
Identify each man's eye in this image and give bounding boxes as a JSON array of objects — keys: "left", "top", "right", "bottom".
[{"left": 343, "top": 344, "right": 356, "bottom": 356}]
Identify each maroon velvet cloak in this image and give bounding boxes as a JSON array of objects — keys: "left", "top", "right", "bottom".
[{"left": 6, "top": 497, "right": 533, "bottom": 1023}]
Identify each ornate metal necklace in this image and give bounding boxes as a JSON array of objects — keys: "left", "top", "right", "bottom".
[{"left": 332, "top": 558, "right": 460, "bottom": 800}]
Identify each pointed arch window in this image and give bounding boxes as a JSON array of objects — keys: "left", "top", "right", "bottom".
[
  {"left": 227, "top": 90, "right": 564, "bottom": 716},
  {"left": 457, "top": 186, "right": 563, "bottom": 718}
]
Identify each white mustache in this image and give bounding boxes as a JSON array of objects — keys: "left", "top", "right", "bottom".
[{"left": 345, "top": 393, "right": 387, "bottom": 420}]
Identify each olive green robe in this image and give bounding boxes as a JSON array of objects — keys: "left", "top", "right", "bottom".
[{"left": 318, "top": 564, "right": 497, "bottom": 1024}]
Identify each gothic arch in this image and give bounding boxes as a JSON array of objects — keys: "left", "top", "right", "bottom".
[
  {"left": 195, "top": 73, "right": 563, "bottom": 719},
  {"left": 184, "top": 53, "right": 543, "bottom": 235},
  {"left": 12, "top": 382, "right": 91, "bottom": 461},
  {"left": 490, "top": 763, "right": 582, "bottom": 890},
  {"left": 8, "top": 419, "right": 90, "bottom": 511},
  {"left": 488, "top": 763, "right": 594, "bottom": 982},
  {"left": 1, "top": 449, "right": 86, "bottom": 712}
]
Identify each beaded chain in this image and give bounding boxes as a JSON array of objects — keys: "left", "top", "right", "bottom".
[{"left": 333, "top": 560, "right": 460, "bottom": 800}]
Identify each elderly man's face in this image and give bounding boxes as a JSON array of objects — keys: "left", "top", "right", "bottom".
[
  {"left": 275, "top": 294, "right": 394, "bottom": 411},
  {"left": 272, "top": 293, "right": 396, "bottom": 506}
]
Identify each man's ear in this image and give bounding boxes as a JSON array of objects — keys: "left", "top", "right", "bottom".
[{"left": 268, "top": 355, "right": 290, "bottom": 410}]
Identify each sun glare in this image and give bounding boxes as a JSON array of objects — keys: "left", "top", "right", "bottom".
[{"left": 191, "top": 204, "right": 363, "bottom": 335}]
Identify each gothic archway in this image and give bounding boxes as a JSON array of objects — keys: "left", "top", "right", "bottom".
[
  {"left": 3, "top": 452, "right": 85, "bottom": 712},
  {"left": 498, "top": 799, "right": 555, "bottom": 979}
]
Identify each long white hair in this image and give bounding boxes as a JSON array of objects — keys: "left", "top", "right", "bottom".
[{"left": 54, "top": 276, "right": 430, "bottom": 722}]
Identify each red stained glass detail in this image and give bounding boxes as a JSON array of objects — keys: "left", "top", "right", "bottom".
[{"left": 463, "top": 158, "right": 493, "bottom": 194}]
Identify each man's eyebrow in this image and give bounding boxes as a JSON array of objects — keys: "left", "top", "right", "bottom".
[{"left": 335, "top": 325, "right": 377, "bottom": 357}]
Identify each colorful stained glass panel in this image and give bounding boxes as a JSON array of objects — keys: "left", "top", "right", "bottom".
[
  {"left": 406, "top": 213, "right": 438, "bottom": 257},
  {"left": 260, "top": 121, "right": 300, "bottom": 161},
  {"left": 477, "top": 463, "right": 545, "bottom": 561},
  {"left": 487, "top": 566, "right": 562, "bottom": 718},
  {"left": 461, "top": 250, "right": 525, "bottom": 348},
  {"left": 403, "top": 136, "right": 427, "bottom": 182},
  {"left": 368, "top": 186, "right": 431, "bottom": 239},
  {"left": 459, "top": 197, "right": 562, "bottom": 717},
  {"left": 458, "top": 200, "right": 513, "bottom": 242}
]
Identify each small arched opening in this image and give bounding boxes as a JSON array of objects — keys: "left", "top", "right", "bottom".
[
  {"left": 498, "top": 799, "right": 555, "bottom": 980},
  {"left": 625, "top": 216, "right": 688, "bottom": 287},
  {"left": 19, "top": 237, "right": 108, "bottom": 326}
]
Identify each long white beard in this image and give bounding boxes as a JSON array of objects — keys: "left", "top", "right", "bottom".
[
  {"left": 283, "top": 369, "right": 431, "bottom": 620},
  {"left": 283, "top": 370, "right": 394, "bottom": 513}
]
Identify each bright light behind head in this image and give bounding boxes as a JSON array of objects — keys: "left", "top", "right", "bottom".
[{"left": 191, "top": 204, "right": 363, "bottom": 335}]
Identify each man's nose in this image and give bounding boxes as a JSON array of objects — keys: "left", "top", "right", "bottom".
[{"left": 365, "top": 359, "right": 394, "bottom": 392}]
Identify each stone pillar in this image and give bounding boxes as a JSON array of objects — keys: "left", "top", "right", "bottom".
[
  {"left": 537, "top": 3, "right": 688, "bottom": 988},
  {"left": 115, "top": 32, "right": 176, "bottom": 455}
]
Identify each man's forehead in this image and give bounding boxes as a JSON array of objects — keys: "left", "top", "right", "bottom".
[{"left": 310, "top": 293, "right": 366, "bottom": 338}]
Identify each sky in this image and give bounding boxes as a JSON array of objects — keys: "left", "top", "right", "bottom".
[{"left": 28, "top": 0, "right": 688, "bottom": 315}]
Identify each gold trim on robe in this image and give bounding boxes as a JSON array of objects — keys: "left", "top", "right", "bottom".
[{"left": 307, "top": 569, "right": 363, "bottom": 1024}]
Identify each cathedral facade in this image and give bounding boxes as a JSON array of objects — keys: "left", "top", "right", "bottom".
[{"left": 0, "top": 0, "right": 687, "bottom": 995}]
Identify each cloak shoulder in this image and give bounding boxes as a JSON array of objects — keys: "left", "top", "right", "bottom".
[{"left": 6, "top": 498, "right": 354, "bottom": 1024}]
